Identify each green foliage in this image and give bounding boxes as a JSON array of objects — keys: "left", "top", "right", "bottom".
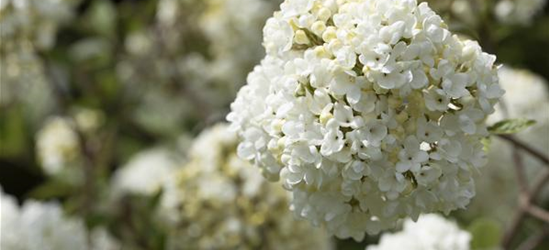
[
  {"left": 467, "top": 218, "right": 502, "bottom": 250},
  {"left": 86, "top": 0, "right": 117, "bottom": 38},
  {"left": 0, "top": 107, "right": 27, "bottom": 158},
  {"left": 488, "top": 119, "right": 537, "bottom": 135},
  {"left": 27, "top": 178, "right": 76, "bottom": 200}
]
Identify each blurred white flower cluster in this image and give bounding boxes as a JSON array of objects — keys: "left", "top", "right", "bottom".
[
  {"left": 180, "top": 0, "right": 277, "bottom": 92},
  {"left": 163, "top": 124, "right": 332, "bottom": 250},
  {"left": 117, "top": 0, "right": 279, "bottom": 133},
  {"left": 495, "top": 0, "right": 547, "bottom": 25},
  {"left": 36, "top": 117, "right": 81, "bottom": 176},
  {"left": 0, "top": 188, "right": 119, "bottom": 250},
  {"left": 36, "top": 109, "right": 104, "bottom": 179},
  {"left": 229, "top": 0, "right": 502, "bottom": 240},
  {"left": 0, "top": 0, "right": 79, "bottom": 107},
  {"left": 111, "top": 147, "right": 185, "bottom": 224},
  {"left": 470, "top": 67, "right": 549, "bottom": 224},
  {"left": 113, "top": 149, "right": 180, "bottom": 197},
  {"left": 367, "top": 214, "right": 471, "bottom": 250}
]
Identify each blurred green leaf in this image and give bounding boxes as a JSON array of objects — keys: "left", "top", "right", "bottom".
[
  {"left": 488, "top": 119, "right": 536, "bottom": 135},
  {"left": 69, "top": 38, "right": 112, "bottom": 62},
  {"left": 86, "top": 0, "right": 117, "bottom": 37},
  {"left": 0, "top": 107, "right": 27, "bottom": 157},
  {"left": 27, "top": 178, "right": 75, "bottom": 200},
  {"left": 468, "top": 218, "right": 502, "bottom": 250},
  {"left": 481, "top": 137, "right": 491, "bottom": 152}
]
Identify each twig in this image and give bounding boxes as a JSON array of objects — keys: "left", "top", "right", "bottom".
[
  {"left": 516, "top": 227, "right": 549, "bottom": 250},
  {"left": 526, "top": 205, "right": 549, "bottom": 224},
  {"left": 502, "top": 211, "right": 527, "bottom": 249},
  {"left": 531, "top": 171, "right": 549, "bottom": 196},
  {"left": 498, "top": 134, "right": 549, "bottom": 166},
  {"left": 500, "top": 135, "right": 549, "bottom": 249},
  {"left": 502, "top": 142, "right": 529, "bottom": 249},
  {"left": 512, "top": 147, "right": 528, "bottom": 195}
]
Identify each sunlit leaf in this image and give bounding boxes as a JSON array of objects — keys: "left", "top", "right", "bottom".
[
  {"left": 468, "top": 218, "right": 502, "bottom": 250},
  {"left": 488, "top": 119, "right": 536, "bottom": 135}
]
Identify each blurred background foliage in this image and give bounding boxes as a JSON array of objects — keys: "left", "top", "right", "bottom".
[{"left": 1, "top": 0, "right": 548, "bottom": 249}]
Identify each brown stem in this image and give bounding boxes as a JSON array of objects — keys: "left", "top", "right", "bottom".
[
  {"left": 498, "top": 134, "right": 549, "bottom": 166},
  {"left": 502, "top": 211, "right": 527, "bottom": 249},
  {"left": 500, "top": 136, "right": 549, "bottom": 249},
  {"left": 512, "top": 147, "right": 528, "bottom": 195},
  {"left": 516, "top": 227, "right": 549, "bottom": 250},
  {"left": 531, "top": 171, "right": 549, "bottom": 197},
  {"left": 526, "top": 205, "right": 549, "bottom": 224},
  {"left": 502, "top": 143, "right": 529, "bottom": 249}
]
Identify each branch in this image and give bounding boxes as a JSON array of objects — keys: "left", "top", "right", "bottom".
[
  {"left": 516, "top": 227, "right": 549, "bottom": 250},
  {"left": 498, "top": 134, "right": 549, "bottom": 166},
  {"left": 526, "top": 205, "right": 549, "bottom": 224}
]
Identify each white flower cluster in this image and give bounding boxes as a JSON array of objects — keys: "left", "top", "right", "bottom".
[
  {"left": 470, "top": 67, "right": 549, "bottom": 225},
  {"left": 165, "top": 124, "right": 332, "bottom": 250},
  {"left": 0, "top": 188, "right": 120, "bottom": 250},
  {"left": 366, "top": 214, "right": 471, "bottom": 250},
  {"left": 112, "top": 149, "right": 180, "bottom": 197},
  {"left": 36, "top": 117, "right": 81, "bottom": 176},
  {"left": 495, "top": 0, "right": 547, "bottom": 25},
  {"left": 0, "top": 0, "right": 79, "bottom": 106},
  {"left": 111, "top": 147, "right": 185, "bottom": 224},
  {"left": 229, "top": 0, "right": 503, "bottom": 240},
  {"left": 36, "top": 111, "right": 103, "bottom": 177},
  {"left": 190, "top": 0, "right": 278, "bottom": 88},
  {"left": 117, "top": 0, "right": 279, "bottom": 131}
]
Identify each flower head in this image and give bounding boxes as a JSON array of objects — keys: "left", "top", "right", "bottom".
[
  {"left": 229, "top": 0, "right": 502, "bottom": 240},
  {"left": 165, "top": 124, "right": 332, "bottom": 249},
  {"left": 366, "top": 214, "right": 471, "bottom": 250},
  {"left": 0, "top": 188, "right": 119, "bottom": 250}
]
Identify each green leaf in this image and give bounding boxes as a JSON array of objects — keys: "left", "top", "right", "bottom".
[
  {"left": 481, "top": 137, "right": 491, "bottom": 152},
  {"left": 468, "top": 218, "right": 502, "bottom": 250},
  {"left": 86, "top": 0, "right": 117, "bottom": 37},
  {"left": 27, "top": 179, "right": 76, "bottom": 200},
  {"left": 488, "top": 118, "right": 536, "bottom": 135},
  {"left": 0, "top": 107, "right": 27, "bottom": 157}
]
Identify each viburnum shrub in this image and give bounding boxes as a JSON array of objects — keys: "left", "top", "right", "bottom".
[{"left": 228, "top": 0, "right": 503, "bottom": 240}]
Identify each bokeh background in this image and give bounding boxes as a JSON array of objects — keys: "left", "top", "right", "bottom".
[{"left": 1, "top": 0, "right": 548, "bottom": 249}]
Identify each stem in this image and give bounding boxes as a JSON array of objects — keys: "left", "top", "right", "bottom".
[
  {"left": 498, "top": 134, "right": 549, "bottom": 166},
  {"left": 516, "top": 227, "right": 549, "bottom": 250},
  {"left": 526, "top": 205, "right": 549, "bottom": 224},
  {"left": 500, "top": 135, "right": 549, "bottom": 249}
]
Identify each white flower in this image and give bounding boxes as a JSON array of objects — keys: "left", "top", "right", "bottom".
[
  {"left": 229, "top": 0, "right": 501, "bottom": 240},
  {"left": 35, "top": 110, "right": 104, "bottom": 178},
  {"left": 36, "top": 117, "right": 81, "bottom": 176},
  {"left": 396, "top": 136, "right": 429, "bottom": 173},
  {"left": 0, "top": 188, "right": 120, "bottom": 250},
  {"left": 112, "top": 148, "right": 180, "bottom": 196},
  {"left": 163, "top": 124, "right": 332, "bottom": 250},
  {"left": 367, "top": 214, "right": 471, "bottom": 250},
  {"left": 321, "top": 119, "right": 345, "bottom": 156},
  {"left": 0, "top": 0, "right": 78, "bottom": 108}
]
